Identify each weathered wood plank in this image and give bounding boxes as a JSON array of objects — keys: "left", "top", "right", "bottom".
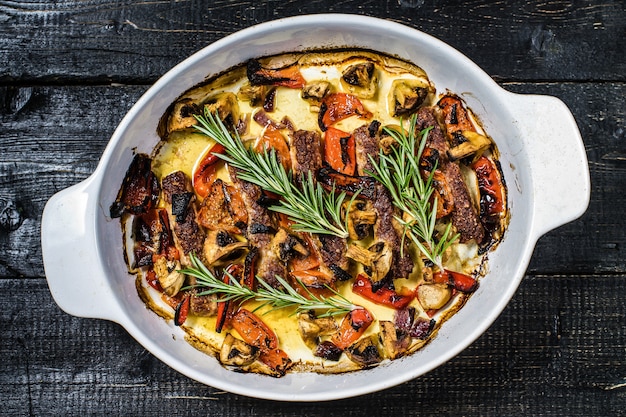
[
  {"left": 1, "top": 82, "right": 623, "bottom": 277},
  {"left": 1, "top": 276, "right": 624, "bottom": 416},
  {"left": 0, "top": 0, "right": 624, "bottom": 83}
]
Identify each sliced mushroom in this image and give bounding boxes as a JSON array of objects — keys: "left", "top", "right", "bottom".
[
  {"left": 153, "top": 256, "right": 185, "bottom": 297},
  {"left": 416, "top": 283, "right": 452, "bottom": 310},
  {"left": 203, "top": 92, "right": 240, "bottom": 128},
  {"left": 388, "top": 79, "right": 431, "bottom": 117},
  {"left": 302, "top": 80, "right": 331, "bottom": 103},
  {"left": 447, "top": 130, "right": 492, "bottom": 162},
  {"left": 203, "top": 229, "right": 248, "bottom": 266},
  {"left": 344, "top": 335, "right": 383, "bottom": 366},
  {"left": 270, "top": 228, "right": 309, "bottom": 263},
  {"left": 167, "top": 98, "right": 202, "bottom": 133},
  {"left": 378, "top": 320, "right": 411, "bottom": 360},
  {"left": 341, "top": 62, "right": 378, "bottom": 99},
  {"left": 237, "top": 82, "right": 266, "bottom": 107},
  {"left": 297, "top": 311, "right": 339, "bottom": 349},
  {"left": 219, "top": 333, "right": 260, "bottom": 366},
  {"left": 343, "top": 200, "right": 377, "bottom": 240},
  {"left": 346, "top": 241, "right": 393, "bottom": 283}
]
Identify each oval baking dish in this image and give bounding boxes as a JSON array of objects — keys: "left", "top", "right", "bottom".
[{"left": 41, "top": 14, "right": 590, "bottom": 401}]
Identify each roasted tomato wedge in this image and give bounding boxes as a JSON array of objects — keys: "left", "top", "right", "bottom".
[
  {"left": 433, "top": 269, "right": 478, "bottom": 292},
  {"left": 174, "top": 294, "right": 191, "bottom": 326},
  {"left": 258, "top": 348, "right": 292, "bottom": 375},
  {"left": 255, "top": 125, "right": 291, "bottom": 171},
  {"left": 216, "top": 264, "right": 242, "bottom": 333},
  {"left": 331, "top": 307, "right": 374, "bottom": 350},
  {"left": 324, "top": 127, "right": 356, "bottom": 175},
  {"left": 352, "top": 274, "right": 414, "bottom": 309},
  {"left": 193, "top": 143, "right": 226, "bottom": 198},
  {"left": 318, "top": 93, "right": 372, "bottom": 131},
  {"left": 472, "top": 156, "right": 505, "bottom": 218}
]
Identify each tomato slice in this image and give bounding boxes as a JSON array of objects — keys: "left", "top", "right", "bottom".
[
  {"left": 193, "top": 143, "right": 226, "bottom": 198},
  {"left": 324, "top": 127, "right": 356, "bottom": 175},
  {"left": 318, "top": 93, "right": 372, "bottom": 131},
  {"left": 352, "top": 274, "right": 414, "bottom": 309},
  {"left": 472, "top": 156, "right": 505, "bottom": 217}
]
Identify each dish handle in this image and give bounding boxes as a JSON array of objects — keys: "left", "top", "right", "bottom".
[
  {"left": 41, "top": 175, "right": 123, "bottom": 323},
  {"left": 506, "top": 92, "right": 591, "bottom": 238}
]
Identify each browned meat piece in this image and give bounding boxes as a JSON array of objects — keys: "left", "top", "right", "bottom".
[
  {"left": 228, "top": 166, "right": 287, "bottom": 288},
  {"left": 197, "top": 179, "right": 247, "bottom": 234},
  {"left": 290, "top": 129, "right": 323, "bottom": 181},
  {"left": 310, "top": 234, "right": 351, "bottom": 282},
  {"left": 110, "top": 153, "right": 160, "bottom": 218},
  {"left": 372, "top": 184, "right": 414, "bottom": 280},
  {"left": 161, "top": 171, "right": 205, "bottom": 257},
  {"left": 415, "top": 107, "right": 485, "bottom": 244},
  {"left": 353, "top": 122, "right": 380, "bottom": 176}
]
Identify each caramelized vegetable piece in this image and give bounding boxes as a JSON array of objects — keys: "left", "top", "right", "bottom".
[
  {"left": 193, "top": 143, "right": 226, "bottom": 198},
  {"left": 331, "top": 308, "right": 374, "bottom": 350},
  {"left": 438, "top": 94, "right": 476, "bottom": 137},
  {"left": 433, "top": 269, "right": 478, "bottom": 292},
  {"left": 416, "top": 283, "right": 452, "bottom": 310},
  {"left": 220, "top": 333, "right": 259, "bottom": 366},
  {"left": 231, "top": 308, "right": 279, "bottom": 351},
  {"left": 110, "top": 154, "right": 160, "bottom": 218},
  {"left": 394, "top": 307, "right": 435, "bottom": 339},
  {"left": 318, "top": 93, "right": 372, "bottom": 131},
  {"left": 344, "top": 335, "right": 382, "bottom": 366},
  {"left": 341, "top": 62, "right": 378, "bottom": 99},
  {"left": 314, "top": 340, "right": 342, "bottom": 361},
  {"left": 324, "top": 127, "right": 356, "bottom": 175},
  {"left": 378, "top": 320, "right": 411, "bottom": 359},
  {"left": 352, "top": 274, "right": 414, "bottom": 309},
  {"left": 317, "top": 166, "right": 377, "bottom": 200},
  {"left": 346, "top": 243, "right": 392, "bottom": 284},
  {"left": 388, "top": 79, "right": 430, "bottom": 117},
  {"left": 216, "top": 264, "right": 242, "bottom": 333},
  {"left": 174, "top": 294, "right": 191, "bottom": 326},
  {"left": 255, "top": 125, "right": 292, "bottom": 171},
  {"left": 258, "top": 348, "right": 292, "bottom": 375},
  {"left": 471, "top": 156, "right": 505, "bottom": 229},
  {"left": 247, "top": 59, "right": 306, "bottom": 89}
]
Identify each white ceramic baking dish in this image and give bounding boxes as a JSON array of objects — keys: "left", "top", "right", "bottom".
[{"left": 41, "top": 14, "right": 590, "bottom": 401}]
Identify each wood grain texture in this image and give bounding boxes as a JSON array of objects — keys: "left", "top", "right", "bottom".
[
  {"left": 0, "top": 0, "right": 624, "bottom": 83},
  {"left": 2, "top": 277, "right": 625, "bottom": 416}
]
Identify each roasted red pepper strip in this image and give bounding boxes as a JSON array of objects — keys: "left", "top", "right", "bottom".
[
  {"left": 174, "top": 294, "right": 190, "bottom": 326},
  {"left": 258, "top": 348, "right": 292, "bottom": 375},
  {"left": 247, "top": 59, "right": 306, "bottom": 89},
  {"left": 472, "top": 156, "right": 505, "bottom": 217},
  {"left": 352, "top": 274, "right": 414, "bottom": 309},
  {"left": 331, "top": 307, "right": 374, "bottom": 350},
  {"left": 215, "top": 264, "right": 242, "bottom": 333},
  {"left": 433, "top": 269, "right": 478, "bottom": 292},
  {"left": 193, "top": 143, "right": 226, "bottom": 198},
  {"left": 318, "top": 93, "right": 372, "bottom": 131},
  {"left": 231, "top": 308, "right": 279, "bottom": 351},
  {"left": 437, "top": 94, "right": 476, "bottom": 136},
  {"left": 324, "top": 127, "right": 356, "bottom": 175},
  {"left": 254, "top": 126, "right": 291, "bottom": 171}
]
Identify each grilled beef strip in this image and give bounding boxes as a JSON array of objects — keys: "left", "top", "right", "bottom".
[
  {"left": 228, "top": 166, "right": 286, "bottom": 288},
  {"left": 353, "top": 122, "right": 380, "bottom": 176},
  {"left": 415, "top": 107, "right": 485, "bottom": 244},
  {"left": 290, "top": 129, "right": 352, "bottom": 282},
  {"left": 161, "top": 171, "right": 206, "bottom": 260}
]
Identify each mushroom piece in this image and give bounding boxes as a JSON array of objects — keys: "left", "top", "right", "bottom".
[
  {"left": 167, "top": 98, "right": 202, "bottom": 133},
  {"left": 219, "top": 333, "right": 260, "bottom": 366},
  {"left": 346, "top": 241, "right": 393, "bottom": 283},
  {"left": 447, "top": 130, "right": 492, "bottom": 162},
  {"left": 388, "top": 79, "right": 431, "bottom": 117},
  {"left": 341, "top": 62, "right": 378, "bottom": 99},
  {"left": 270, "top": 228, "right": 309, "bottom": 263},
  {"left": 344, "top": 335, "right": 383, "bottom": 367},
  {"left": 302, "top": 80, "right": 332, "bottom": 103},
  {"left": 297, "top": 311, "right": 339, "bottom": 349},
  {"left": 416, "top": 283, "right": 452, "bottom": 310},
  {"left": 378, "top": 320, "right": 411, "bottom": 360},
  {"left": 203, "top": 229, "right": 248, "bottom": 266},
  {"left": 343, "top": 200, "right": 377, "bottom": 241},
  {"left": 237, "top": 82, "right": 266, "bottom": 107},
  {"left": 153, "top": 256, "right": 185, "bottom": 297},
  {"left": 203, "top": 92, "right": 240, "bottom": 128}
]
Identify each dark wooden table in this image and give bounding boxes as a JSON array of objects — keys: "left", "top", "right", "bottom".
[{"left": 1, "top": 1, "right": 625, "bottom": 415}]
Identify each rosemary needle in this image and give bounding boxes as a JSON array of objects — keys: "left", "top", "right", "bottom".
[
  {"left": 181, "top": 253, "right": 357, "bottom": 317},
  {"left": 367, "top": 114, "right": 459, "bottom": 270},
  {"left": 193, "top": 111, "right": 352, "bottom": 238}
]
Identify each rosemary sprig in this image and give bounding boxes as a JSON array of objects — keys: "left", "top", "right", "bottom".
[
  {"left": 193, "top": 111, "right": 351, "bottom": 238},
  {"left": 181, "top": 253, "right": 357, "bottom": 317},
  {"left": 367, "top": 114, "right": 459, "bottom": 270}
]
